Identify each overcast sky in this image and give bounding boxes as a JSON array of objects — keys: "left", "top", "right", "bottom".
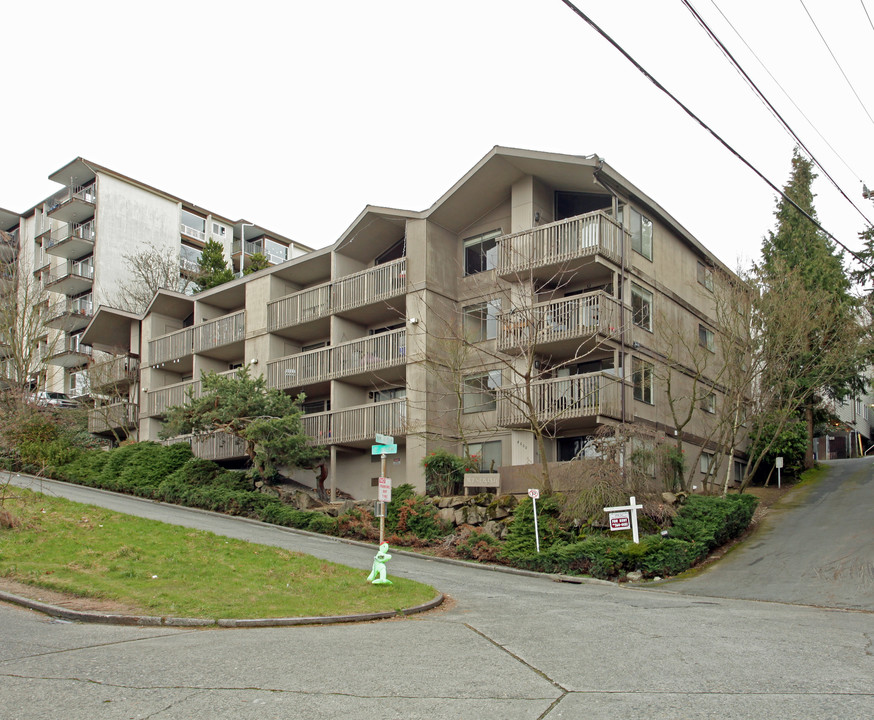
[{"left": 3, "top": 0, "right": 872, "bottom": 272}]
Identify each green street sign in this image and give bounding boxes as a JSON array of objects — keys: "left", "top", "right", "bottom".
[
  {"left": 375, "top": 433, "right": 394, "bottom": 445},
  {"left": 371, "top": 444, "right": 398, "bottom": 455}
]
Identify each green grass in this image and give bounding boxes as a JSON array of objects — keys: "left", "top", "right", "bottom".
[{"left": 0, "top": 490, "right": 436, "bottom": 619}]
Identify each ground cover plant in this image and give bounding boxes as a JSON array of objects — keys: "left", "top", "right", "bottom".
[{"left": 0, "top": 489, "right": 436, "bottom": 619}]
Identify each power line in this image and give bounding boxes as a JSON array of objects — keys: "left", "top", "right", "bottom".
[
  {"left": 862, "top": 0, "right": 874, "bottom": 34},
  {"left": 707, "top": 0, "right": 864, "bottom": 184},
  {"left": 556, "top": 0, "right": 873, "bottom": 273},
  {"left": 682, "top": 0, "right": 872, "bottom": 227},
  {"left": 799, "top": 0, "right": 874, "bottom": 130}
]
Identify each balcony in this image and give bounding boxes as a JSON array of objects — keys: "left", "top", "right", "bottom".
[
  {"left": 48, "top": 184, "right": 96, "bottom": 225},
  {"left": 232, "top": 238, "right": 288, "bottom": 267},
  {"left": 164, "top": 432, "right": 248, "bottom": 461},
  {"left": 179, "top": 245, "right": 203, "bottom": 275},
  {"left": 301, "top": 398, "right": 406, "bottom": 447},
  {"left": 180, "top": 223, "right": 206, "bottom": 242},
  {"left": 268, "top": 258, "right": 406, "bottom": 333},
  {"left": 46, "top": 296, "right": 93, "bottom": 332},
  {"left": 47, "top": 337, "right": 93, "bottom": 368},
  {"left": 88, "top": 356, "right": 139, "bottom": 392},
  {"left": 45, "top": 220, "right": 95, "bottom": 260},
  {"left": 497, "top": 211, "right": 627, "bottom": 279},
  {"left": 0, "top": 229, "right": 18, "bottom": 262},
  {"left": 45, "top": 261, "right": 93, "bottom": 296},
  {"left": 88, "top": 401, "right": 138, "bottom": 435},
  {"left": 497, "top": 371, "right": 626, "bottom": 428},
  {"left": 145, "top": 369, "right": 237, "bottom": 418},
  {"left": 0, "top": 267, "right": 15, "bottom": 295},
  {"left": 193, "top": 310, "right": 245, "bottom": 356},
  {"left": 498, "top": 291, "right": 621, "bottom": 353},
  {"left": 267, "top": 328, "right": 406, "bottom": 390}
]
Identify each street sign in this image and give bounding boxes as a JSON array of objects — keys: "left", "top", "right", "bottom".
[
  {"left": 775, "top": 457, "right": 784, "bottom": 469},
  {"left": 375, "top": 433, "right": 394, "bottom": 445},
  {"left": 609, "top": 511, "right": 631, "bottom": 531},
  {"left": 378, "top": 477, "right": 392, "bottom": 503},
  {"left": 371, "top": 444, "right": 398, "bottom": 455},
  {"left": 528, "top": 488, "right": 540, "bottom": 500}
]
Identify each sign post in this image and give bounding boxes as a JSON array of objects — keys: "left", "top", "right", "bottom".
[
  {"left": 372, "top": 438, "right": 398, "bottom": 544},
  {"left": 775, "top": 456, "right": 783, "bottom": 489},
  {"left": 528, "top": 488, "right": 541, "bottom": 553},
  {"left": 603, "top": 496, "right": 644, "bottom": 543}
]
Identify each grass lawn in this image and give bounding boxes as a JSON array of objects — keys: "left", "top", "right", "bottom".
[{"left": 0, "top": 489, "right": 436, "bottom": 619}]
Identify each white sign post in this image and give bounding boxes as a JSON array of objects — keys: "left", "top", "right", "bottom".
[
  {"left": 775, "top": 456, "right": 783, "bottom": 489},
  {"left": 603, "top": 496, "right": 644, "bottom": 544},
  {"left": 528, "top": 488, "right": 541, "bottom": 553}
]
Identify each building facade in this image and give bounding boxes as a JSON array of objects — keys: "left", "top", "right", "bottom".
[
  {"left": 76, "top": 147, "right": 744, "bottom": 498},
  {"left": 2, "top": 159, "right": 310, "bottom": 437}
]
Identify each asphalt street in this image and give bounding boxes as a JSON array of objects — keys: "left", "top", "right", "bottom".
[{"left": 1, "top": 468, "right": 872, "bottom": 719}]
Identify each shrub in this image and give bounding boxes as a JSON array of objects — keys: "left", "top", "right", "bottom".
[
  {"left": 501, "top": 495, "right": 569, "bottom": 562},
  {"left": 421, "top": 449, "right": 475, "bottom": 496},
  {"left": 386, "top": 483, "right": 447, "bottom": 540},
  {"left": 670, "top": 494, "right": 758, "bottom": 550},
  {"left": 456, "top": 529, "right": 502, "bottom": 561}
]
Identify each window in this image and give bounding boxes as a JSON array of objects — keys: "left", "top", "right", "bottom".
[
  {"left": 463, "top": 230, "right": 500, "bottom": 276},
  {"left": 302, "top": 399, "right": 330, "bottom": 414},
  {"left": 698, "top": 325, "right": 715, "bottom": 352},
  {"left": 631, "top": 284, "right": 653, "bottom": 331},
  {"left": 212, "top": 222, "right": 226, "bottom": 237},
  {"left": 630, "top": 209, "right": 653, "bottom": 260},
  {"left": 463, "top": 300, "right": 500, "bottom": 341},
  {"left": 700, "top": 392, "right": 716, "bottom": 414},
  {"left": 372, "top": 387, "right": 406, "bottom": 402},
  {"left": 376, "top": 238, "right": 406, "bottom": 265},
  {"left": 697, "top": 261, "right": 713, "bottom": 291},
  {"left": 463, "top": 371, "right": 501, "bottom": 413},
  {"left": 557, "top": 436, "right": 588, "bottom": 462},
  {"left": 467, "top": 440, "right": 501, "bottom": 472},
  {"left": 700, "top": 452, "right": 714, "bottom": 474},
  {"left": 632, "top": 357, "right": 654, "bottom": 404},
  {"left": 181, "top": 209, "right": 206, "bottom": 233}
]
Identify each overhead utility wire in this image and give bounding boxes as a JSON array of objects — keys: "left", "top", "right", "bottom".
[
  {"left": 799, "top": 0, "right": 874, "bottom": 130},
  {"left": 862, "top": 0, "right": 874, "bottom": 34},
  {"left": 683, "top": 0, "right": 872, "bottom": 227},
  {"left": 707, "top": 0, "right": 864, "bottom": 184},
  {"left": 556, "top": 0, "right": 874, "bottom": 273}
]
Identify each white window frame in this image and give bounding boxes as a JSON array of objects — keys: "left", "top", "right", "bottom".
[
  {"left": 632, "top": 357, "right": 654, "bottom": 405},
  {"left": 630, "top": 209, "right": 653, "bottom": 260},
  {"left": 631, "top": 283, "right": 653, "bottom": 331},
  {"left": 463, "top": 371, "right": 501, "bottom": 413}
]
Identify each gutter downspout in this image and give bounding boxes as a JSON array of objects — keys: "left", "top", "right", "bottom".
[{"left": 593, "top": 161, "right": 627, "bottom": 426}]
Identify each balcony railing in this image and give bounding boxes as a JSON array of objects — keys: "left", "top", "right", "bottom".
[
  {"left": 498, "top": 211, "right": 626, "bottom": 275},
  {"left": 179, "top": 245, "right": 202, "bottom": 274},
  {"left": 88, "top": 402, "right": 138, "bottom": 434},
  {"left": 46, "top": 262, "right": 94, "bottom": 284},
  {"left": 267, "top": 328, "right": 406, "bottom": 390},
  {"left": 193, "top": 310, "right": 245, "bottom": 354},
  {"left": 497, "top": 371, "right": 624, "bottom": 427},
  {"left": 148, "top": 307, "right": 243, "bottom": 365},
  {"left": 88, "top": 356, "right": 139, "bottom": 390},
  {"left": 268, "top": 258, "right": 406, "bottom": 332},
  {"left": 498, "top": 291, "right": 621, "bottom": 351},
  {"left": 45, "top": 219, "right": 95, "bottom": 250},
  {"left": 145, "top": 368, "right": 237, "bottom": 417},
  {"left": 301, "top": 398, "right": 406, "bottom": 446},
  {"left": 164, "top": 432, "right": 248, "bottom": 461},
  {"left": 180, "top": 223, "right": 206, "bottom": 242}
]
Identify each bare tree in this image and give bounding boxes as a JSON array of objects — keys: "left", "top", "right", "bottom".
[
  {"left": 86, "top": 348, "right": 139, "bottom": 445},
  {"left": 108, "top": 247, "right": 195, "bottom": 313}
]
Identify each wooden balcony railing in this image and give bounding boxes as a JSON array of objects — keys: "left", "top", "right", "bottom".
[
  {"left": 145, "top": 369, "right": 237, "bottom": 417},
  {"left": 301, "top": 398, "right": 406, "bottom": 446},
  {"left": 498, "top": 211, "right": 626, "bottom": 275},
  {"left": 267, "top": 328, "right": 406, "bottom": 390},
  {"left": 193, "top": 310, "right": 246, "bottom": 354},
  {"left": 88, "top": 402, "right": 138, "bottom": 433},
  {"left": 268, "top": 258, "right": 406, "bottom": 332},
  {"left": 498, "top": 291, "right": 621, "bottom": 350},
  {"left": 163, "top": 432, "right": 248, "bottom": 460},
  {"left": 497, "top": 371, "right": 624, "bottom": 427},
  {"left": 88, "top": 356, "right": 139, "bottom": 390},
  {"left": 148, "top": 310, "right": 244, "bottom": 366}
]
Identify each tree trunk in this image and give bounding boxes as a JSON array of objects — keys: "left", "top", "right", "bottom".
[{"left": 804, "top": 404, "right": 815, "bottom": 470}]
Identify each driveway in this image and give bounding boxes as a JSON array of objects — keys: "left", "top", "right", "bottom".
[
  {"left": 666, "top": 457, "right": 874, "bottom": 611},
  {"left": 1, "top": 472, "right": 872, "bottom": 719}
]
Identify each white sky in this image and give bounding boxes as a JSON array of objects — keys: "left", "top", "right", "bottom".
[{"left": 3, "top": 0, "right": 872, "bottom": 272}]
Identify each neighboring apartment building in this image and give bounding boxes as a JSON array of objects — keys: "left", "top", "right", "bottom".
[
  {"left": 2, "top": 159, "right": 311, "bottom": 436},
  {"left": 80, "top": 147, "right": 744, "bottom": 499}
]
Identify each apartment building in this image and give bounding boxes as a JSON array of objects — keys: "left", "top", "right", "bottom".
[
  {"left": 80, "top": 147, "right": 744, "bottom": 498},
  {"left": 3, "top": 158, "right": 310, "bottom": 437}
]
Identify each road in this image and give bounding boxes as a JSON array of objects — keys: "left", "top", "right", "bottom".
[{"left": 1, "top": 470, "right": 872, "bottom": 719}]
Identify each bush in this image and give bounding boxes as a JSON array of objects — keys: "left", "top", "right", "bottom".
[
  {"left": 456, "top": 529, "right": 502, "bottom": 561},
  {"left": 670, "top": 494, "right": 758, "bottom": 551},
  {"left": 421, "top": 449, "right": 475, "bottom": 496},
  {"left": 386, "top": 483, "right": 448, "bottom": 540},
  {"left": 501, "top": 495, "right": 569, "bottom": 562}
]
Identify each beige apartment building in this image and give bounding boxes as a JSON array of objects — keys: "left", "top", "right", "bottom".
[
  {"left": 77, "top": 147, "right": 744, "bottom": 499},
  {"left": 1, "top": 159, "right": 310, "bottom": 434}
]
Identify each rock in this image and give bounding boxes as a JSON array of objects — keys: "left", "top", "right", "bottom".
[
  {"left": 437, "top": 508, "right": 456, "bottom": 525},
  {"left": 482, "top": 520, "right": 506, "bottom": 539},
  {"left": 653, "top": 576, "right": 662, "bottom": 582},
  {"left": 626, "top": 570, "right": 644, "bottom": 582},
  {"left": 661, "top": 492, "right": 677, "bottom": 505}
]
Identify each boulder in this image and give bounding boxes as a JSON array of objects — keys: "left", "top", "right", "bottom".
[
  {"left": 626, "top": 570, "right": 644, "bottom": 582},
  {"left": 437, "top": 508, "right": 456, "bottom": 525}
]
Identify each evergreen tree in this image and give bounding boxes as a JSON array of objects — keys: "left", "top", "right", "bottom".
[
  {"left": 759, "top": 148, "right": 866, "bottom": 468},
  {"left": 243, "top": 252, "right": 270, "bottom": 275},
  {"left": 195, "top": 238, "right": 234, "bottom": 292}
]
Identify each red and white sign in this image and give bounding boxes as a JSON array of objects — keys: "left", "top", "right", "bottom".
[
  {"left": 609, "top": 511, "right": 631, "bottom": 531},
  {"left": 378, "top": 477, "right": 392, "bottom": 503},
  {"left": 528, "top": 488, "right": 540, "bottom": 500}
]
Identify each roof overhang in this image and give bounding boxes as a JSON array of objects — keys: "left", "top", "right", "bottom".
[
  {"left": 144, "top": 289, "right": 195, "bottom": 319},
  {"left": 0, "top": 207, "right": 20, "bottom": 231},
  {"left": 81, "top": 306, "right": 140, "bottom": 353},
  {"left": 48, "top": 158, "right": 96, "bottom": 187}
]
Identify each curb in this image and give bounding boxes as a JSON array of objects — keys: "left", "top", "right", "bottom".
[{"left": 0, "top": 589, "right": 445, "bottom": 628}]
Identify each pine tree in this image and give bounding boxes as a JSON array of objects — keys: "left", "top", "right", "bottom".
[
  {"left": 759, "top": 148, "right": 866, "bottom": 468},
  {"left": 195, "top": 238, "right": 234, "bottom": 292}
]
